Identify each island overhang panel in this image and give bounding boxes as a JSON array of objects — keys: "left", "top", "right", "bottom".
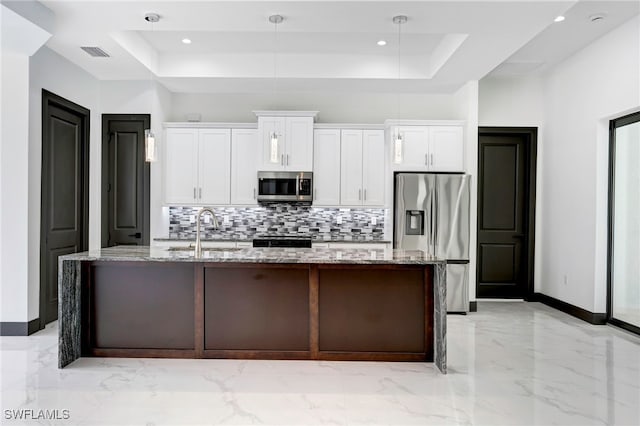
[{"left": 58, "top": 247, "right": 447, "bottom": 373}]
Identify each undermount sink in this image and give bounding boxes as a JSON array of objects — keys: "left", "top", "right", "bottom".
[{"left": 168, "top": 246, "right": 243, "bottom": 252}]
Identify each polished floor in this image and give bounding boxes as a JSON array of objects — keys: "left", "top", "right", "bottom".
[{"left": 1, "top": 302, "right": 639, "bottom": 425}]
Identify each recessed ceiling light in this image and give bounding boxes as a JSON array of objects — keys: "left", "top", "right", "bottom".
[
  {"left": 377, "top": 40, "right": 387, "bottom": 46},
  {"left": 182, "top": 38, "right": 192, "bottom": 44},
  {"left": 554, "top": 15, "right": 565, "bottom": 22}
]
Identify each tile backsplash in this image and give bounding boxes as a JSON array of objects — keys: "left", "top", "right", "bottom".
[{"left": 169, "top": 204, "right": 386, "bottom": 241}]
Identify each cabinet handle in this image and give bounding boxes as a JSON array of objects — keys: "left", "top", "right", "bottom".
[
  {"left": 364, "top": 189, "right": 367, "bottom": 201},
  {"left": 193, "top": 187, "right": 196, "bottom": 199},
  {"left": 430, "top": 153, "right": 434, "bottom": 166},
  {"left": 425, "top": 154, "right": 428, "bottom": 165},
  {"left": 199, "top": 188, "right": 202, "bottom": 199},
  {"left": 358, "top": 189, "right": 362, "bottom": 200},
  {"left": 281, "top": 154, "right": 284, "bottom": 166},
  {"left": 314, "top": 188, "right": 317, "bottom": 199},
  {"left": 253, "top": 188, "right": 256, "bottom": 199},
  {"left": 286, "top": 154, "right": 289, "bottom": 165}
]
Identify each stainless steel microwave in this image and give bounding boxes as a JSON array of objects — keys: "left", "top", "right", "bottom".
[{"left": 257, "top": 171, "right": 313, "bottom": 202}]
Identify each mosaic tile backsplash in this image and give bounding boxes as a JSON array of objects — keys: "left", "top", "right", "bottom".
[{"left": 169, "top": 204, "right": 386, "bottom": 241}]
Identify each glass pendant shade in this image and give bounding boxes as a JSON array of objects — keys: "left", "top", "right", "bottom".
[
  {"left": 393, "top": 131, "right": 403, "bottom": 164},
  {"left": 270, "top": 132, "right": 279, "bottom": 163},
  {"left": 145, "top": 129, "right": 157, "bottom": 162}
]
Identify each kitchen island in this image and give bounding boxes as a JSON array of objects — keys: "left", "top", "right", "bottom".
[{"left": 58, "top": 246, "right": 447, "bottom": 373}]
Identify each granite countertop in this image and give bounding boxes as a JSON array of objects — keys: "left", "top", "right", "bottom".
[
  {"left": 153, "top": 237, "right": 392, "bottom": 244},
  {"left": 60, "top": 246, "right": 442, "bottom": 265}
]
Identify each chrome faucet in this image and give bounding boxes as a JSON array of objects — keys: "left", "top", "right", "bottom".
[{"left": 195, "top": 207, "right": 219, "bottom": 257}]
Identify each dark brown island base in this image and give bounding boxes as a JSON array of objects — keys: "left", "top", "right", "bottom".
[{"left": 58, "top": 246, "right": 447, "bottom": 373}]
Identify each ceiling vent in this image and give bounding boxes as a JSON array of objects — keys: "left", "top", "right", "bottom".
[{"left": 80, "top": 46, "right": 110, "bottom": 57}]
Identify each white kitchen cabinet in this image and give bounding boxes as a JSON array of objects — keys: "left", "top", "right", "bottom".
[
  {"left": 165, "top": 128, "right": 198, "bottom": 205},
  {"left": 313, "top": 129, "right": 341, "bottom": 206},
  {"left": 165, "top": 128, "right": 231, "bottom": 205},
  {"left": 391, "top": 125, "right": 464, "bottom": 172},
  {"left": 428, "top": 126, "right": 464, "bottom": 171},
  {"left": 257, "top": 114, "right": 314, "bottom": 171},
  {"left": 362, "top": 130, "right": 385, "bottom": 206},
  {"left": 340, "top": 129, "right": 385, "bottom": 206},
  {"left": 231, "top": 129, "right": 258, "bottom": 205}
]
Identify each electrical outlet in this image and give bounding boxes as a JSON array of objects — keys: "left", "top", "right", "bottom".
[
  {"left": 336, "top": 251, "right": 342, "bottom": 260},
  {"left": 204, "top": 215, "right": 210, "bottom": 224},
  {"left": 224, "top": 215, "right": 230, "bottom": 224},
  {"left": 371, "top": 216, "right": 377, "bottom": 225},
  {"left": 190, "top": 215, "right": 196, "bottom": 223},
  {"left": 337, "top": 216, "right": 343, "bottom": 225}
]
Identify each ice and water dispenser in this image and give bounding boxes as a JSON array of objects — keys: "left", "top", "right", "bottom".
[{"left": 405, "top": 210, "right": 424, "bottom": 235}]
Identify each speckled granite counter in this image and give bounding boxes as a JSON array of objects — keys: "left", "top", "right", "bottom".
[
  {"left": 59, "top": 246, "right": 446, "bottom": 372},
  {"left": 62, "top": 246, "right": 429, "bottom": 264},
  {"left": 153, "top": 237, "right": 392, "bottom": 244}
]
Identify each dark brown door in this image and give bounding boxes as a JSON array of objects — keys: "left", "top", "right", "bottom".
[
  {"left": 40, "top": 90, "right": 89, "bottom": 325},
  {"left": 101, "top": 115, "right": 150, "bottom": 247},
  {"left": 477, "top": 128, "right": 536, "bottom": 299}
]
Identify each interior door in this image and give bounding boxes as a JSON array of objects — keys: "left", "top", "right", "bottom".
[
  {"left": 102, "top": 115, "right": 150, "bottom": 247},
  {"left": 40, "top": 90, "right": 89, "bottom": 325},
  {"left": 477, "top": 130, "right": 535, "bottom": 299}
]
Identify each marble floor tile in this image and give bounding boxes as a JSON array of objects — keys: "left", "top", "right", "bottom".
[{"left": 1, "top": 302, "right": 639, "bottom": 425}]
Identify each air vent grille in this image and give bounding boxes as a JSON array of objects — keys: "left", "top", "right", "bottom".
[{"left": 80, "top": 46, "right": 110, "bottom": 57}]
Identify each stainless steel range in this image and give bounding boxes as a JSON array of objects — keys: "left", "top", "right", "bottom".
[{"left": 252, "top": 236, "right": 312, "bottom": 248}]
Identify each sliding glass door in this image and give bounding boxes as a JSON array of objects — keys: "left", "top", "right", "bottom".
[{"left": 609, "top": 111, "right": 640, "bottom": 334}]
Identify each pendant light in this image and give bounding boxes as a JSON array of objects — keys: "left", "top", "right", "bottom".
[
  {"left": 392, "top": 15, "right": 407, "bottom": 164},
  {"left": 144, "top": 12, "right": 160, "bottom": 162},
  {"left": 269, "top": 14, "right": 283, "bottom": 163}
]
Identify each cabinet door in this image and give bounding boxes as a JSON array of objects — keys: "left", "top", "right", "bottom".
[
  {"left": 258, "top": 116, "right": 285, "bottom": 171},
  {"left": 362, "top": 130, "right": 385, "bottom": 206},
  {"left": 165, "top": 128, "right": 198, "bottom": 204},
  {"left": 340, "top": 129, "right": 364, "bottom": 206},
  {"left": 231, "top": 129, "right": 258, "bottom": 205},
  {"left": 199, "top": 129, "right": 231, "bottom": 204},
  {"left": 395, "top": 126, "right": 429, "bottom": 170},
  {"left": 428, "top": 126, "right": 464, "bottom": 172},
  {"left": 313, "top": 129, "right": 341, "bottom": 206},
  {"left": 285, "top": 116, "right": 314, "bottom": 170}
]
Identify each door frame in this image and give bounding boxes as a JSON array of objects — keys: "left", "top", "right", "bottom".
[
  {"left": 607, "top": 110, "right": 640, "bottom": 335},
  {"left": 40, "top": 89, "right": 90, "bottom": 330},
  {"left": 477, "top": 127, "right": 538, "bottom": 300},
  {"left": 101, "top": 114, "right": 151, "bottom": 247}
]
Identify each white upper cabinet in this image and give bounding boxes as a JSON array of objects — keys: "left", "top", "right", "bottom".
[
  {"left": 165, "top": 128, "right": 199, "bottom": 204},
  {"left": 428, "top": 126, "right": 464, "bottom": 172},
  {"left": 340, "top": 129, "right": 385, "bottom": 206},
  {"left": 199, "top": 129, "right": 231, "bottom": 204},
  {"left": 313, "top": 129, "right": 341, "bottom": 206},
  {"left": 362, "top": 130, "right": 385, "bottom": 206},
  {"left": 164, "top": 127, "right": 231, "bottom": 205},
  {"left": 390, "top": 122, "right": 465, "bottom": 172},
  {"left": 256, "top": 111, "right": 316, "bottom": 171},
  {"left": 231, "top": 128, "right": 258, "bottom": 205}
]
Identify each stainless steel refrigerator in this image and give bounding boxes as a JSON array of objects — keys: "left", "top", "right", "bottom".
[{"left": 394, "top": 173, "right": 470, "bottom": 313}]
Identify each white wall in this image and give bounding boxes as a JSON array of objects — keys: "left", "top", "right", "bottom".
[
  {"left": 453, "top": 81, "right": 479, "bottom": 302},
  {"left": 541, "top": 15, "right": 639, "bottom": 313},
  {"left": 28, "top": 46, "right": 100, "bottom": 320},
  {"left": 169, "top": 92, "right": 458, "bottom": 123},
  {"left": 478, "top": 17, "right": 640, "bottom": 313},
  {"left": 1, "top": 52, "right": 30, "bottom": 322},
  {"left": 478, "top": 75, "right": 546, "bottom": 295}
]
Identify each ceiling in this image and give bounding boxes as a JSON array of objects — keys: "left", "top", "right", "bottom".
[{"left": 25, "top": 1, "right": 640, "bottom": 93}]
